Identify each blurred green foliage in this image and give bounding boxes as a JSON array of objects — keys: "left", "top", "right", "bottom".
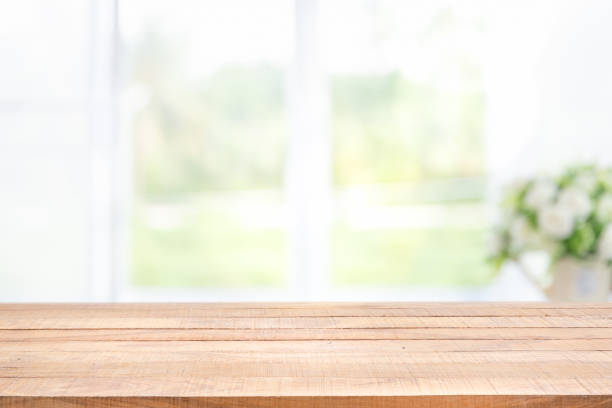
[
  {"left": 132, "top": 204, "right": 286, "bottom": 287},
  {"left": 129, "top": 30, "right": 287, "bottom": 198},
  {"left": 332, "top": 225, "right": 489, "bottom": 286},
  {"left": 332, "top": 74, "right": 484, "bottom": 185},
  {"left": 132, "top": 200, "right": 489, "bottom": 288},
  {"left": 127, "top": 6, "right": 487, "bottom": 288}
]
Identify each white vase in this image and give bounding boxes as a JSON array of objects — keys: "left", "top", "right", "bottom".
[{"left": 546, "top": 258, "right": 610, "bottom": 302}]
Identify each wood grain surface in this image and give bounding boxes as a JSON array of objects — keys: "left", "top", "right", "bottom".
[{"left": 0, "top": 303, "right": 611, "bottom": 407}]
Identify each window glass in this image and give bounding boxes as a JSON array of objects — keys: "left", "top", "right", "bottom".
[
  {"left": 121, "top": 0, "right": 294, "bottom": 287},
  {"left": 320, "top": 0, "right": 490, "bottom": 286}
]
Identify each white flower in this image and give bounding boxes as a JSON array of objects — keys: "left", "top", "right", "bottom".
[
  {"left": 557, "top": 186, "right": 592, "bottom": 219},
  {"left": 486, "top": 232, "right": 504, "bottom": 257},
  {"left": 598, "top": 224, "right": 612, "bottom": 260},
  {"left": 509, "top": 216, "right": 531, "bottom": 251},
  {"left": 538, "top": 204, "right": 574, "bottom": 239},
  {"left": 596, "top": 193, "right": 612, "bottom": 223},
  {"left": 574, "top": 174, "right": 597, "bottom": 192},
  {"left": 524, "top": 180, "right": 556, "bottom": 210}
]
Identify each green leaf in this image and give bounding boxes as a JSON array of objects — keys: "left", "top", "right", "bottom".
[{"left": 565, "top": 222, "right": 596, "bottom": 258}]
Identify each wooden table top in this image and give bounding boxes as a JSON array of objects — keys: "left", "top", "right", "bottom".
[{"left": 0, "top": 303, "right": 611, "bottom": 407}]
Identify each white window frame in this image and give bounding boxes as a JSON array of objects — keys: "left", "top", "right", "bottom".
[{"left": 89, "top": 0, "right": 119, "bottom": 301}]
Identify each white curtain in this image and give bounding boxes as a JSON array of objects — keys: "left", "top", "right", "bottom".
[{"left": 0, "top": 0, "right": 116, "bottom": 301}]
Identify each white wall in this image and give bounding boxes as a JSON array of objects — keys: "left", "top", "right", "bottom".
[{"left": 485, "top": 0, "right": 612, "bottom": 185}]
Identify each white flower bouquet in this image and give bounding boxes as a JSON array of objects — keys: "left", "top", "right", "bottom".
[{"left": 488, "top": 165, "right": 612, "bottom": 271}]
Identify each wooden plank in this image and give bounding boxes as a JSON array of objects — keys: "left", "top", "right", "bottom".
[
  {"left": 0, "top": 303, "right": 611, "bottom": 408},
  {"left": 2, "top": 354, "right": 611, "bottom": 379},
  {"left": 0, "top": 396, "right": 610, "bottom": 408},
  {"left": 2, "top": 396, "right": 612, "bottom": 408},
  {"left": 1, "top": 376, "right": 612, "bottom": 397},
  {"left": 2, "top": 327, "right": 612, "bottom": 342},
  {"left": 2, "top": 302, "right": 612, "bottom": 311},
  {"left": 2, "top": 315, "right": 611, "bottom": 329},
  {"left": 3, "top": 339, "right": 612, "bottom": 354},
  {"left": 2, "top": 344, "right": 611, "bottom": 362},
  {"left": 2, "top": 340, "right": 611, "bottom": 380},
  {"left": 2, "top": 303, "right": 612, "bottom": 317}
]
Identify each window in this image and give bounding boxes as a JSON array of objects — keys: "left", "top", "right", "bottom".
[{"left": 119, "top": 0, "right": 489, "bottom": 299}]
